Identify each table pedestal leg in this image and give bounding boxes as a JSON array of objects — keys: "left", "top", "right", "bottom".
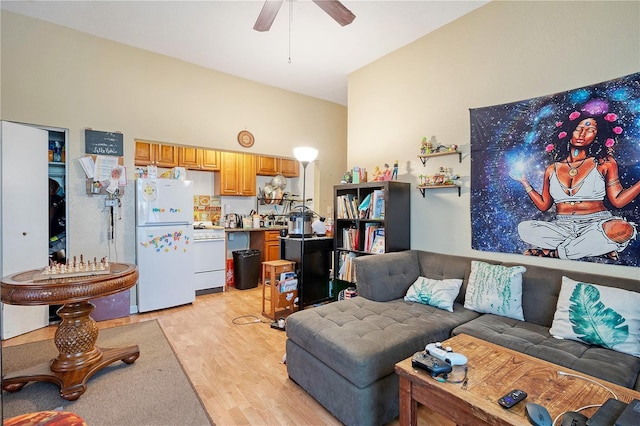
[{"left": 2, "top": 301, "right": 139, "bottom": 401}]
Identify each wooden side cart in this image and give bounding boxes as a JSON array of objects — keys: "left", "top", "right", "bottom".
[{"left": 261, "top": 260, "right": 297, "bottom": 320}]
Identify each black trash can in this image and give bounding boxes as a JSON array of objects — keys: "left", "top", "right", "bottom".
[{"left": 232, "top": 249, "right": 261, "bottom": 290}]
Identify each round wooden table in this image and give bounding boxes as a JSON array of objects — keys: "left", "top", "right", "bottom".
[{"left": 1, "top": 262, "right": 140, "bottom": 401}]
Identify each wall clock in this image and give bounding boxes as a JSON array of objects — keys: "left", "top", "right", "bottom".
[{"left": 237, "top": 130, "right": 255, "bottom": 148}]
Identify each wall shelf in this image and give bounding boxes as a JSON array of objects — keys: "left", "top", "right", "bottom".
[
  {"left": 418, "top": 150, "right": 461, "bottom": 165},
  {"left": 417, "top": 184, "right": 461, "bottom": 197}
]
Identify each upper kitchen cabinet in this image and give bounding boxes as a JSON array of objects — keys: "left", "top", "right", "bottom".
[
  {"left": 201, "top": 149, "right": 221, "bottom": 171},
  {"left": 215, "top": 152, "right": 256, "bottom": 196},
  {"left": 256, "top": 155, "right": 279, "bottom": 176},
  {"left": 279, "top": 158, "right": 299, "bottom": 177},
  {"left": 178, "top": 147, "right": 221, "bottom": 171},
  {"left": 256, "top": 155, "right": 300, "bottom": 178},
  {"left": 178, "top": 146, "right": 199, "bottom": 169},
  {"left": 134, "top": 140, "right": 178, "bottom": 168}
]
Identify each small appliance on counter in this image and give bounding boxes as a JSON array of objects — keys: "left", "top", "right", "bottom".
[
  {"left": 288, "top": 211, "right": 313, "bottom": 237},
  {"left": 225, "top": 213, "right": 240, "bottom": 229},
  {"left": 311, "top": 216, "right": 327, "bottom": 236}
]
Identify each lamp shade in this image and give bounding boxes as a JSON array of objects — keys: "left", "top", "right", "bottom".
[{"left": 293, "top": 147, "right": 318, "bottom": 163}]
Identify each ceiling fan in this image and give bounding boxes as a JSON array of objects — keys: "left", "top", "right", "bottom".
[{"left": 253, "top": 0, "right": 356, "bottom": 32}]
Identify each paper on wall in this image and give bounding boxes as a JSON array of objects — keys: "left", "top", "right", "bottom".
[
  {"left": 79, "top": 156, "right": 95, "bottom": 179},
  {"left": 94, "top": 155, "right": 119, "bottom": 181}
]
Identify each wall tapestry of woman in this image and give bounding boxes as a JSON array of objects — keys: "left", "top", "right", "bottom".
[{"left": 510, "top": 101, "right": 640, "bottom": 261}]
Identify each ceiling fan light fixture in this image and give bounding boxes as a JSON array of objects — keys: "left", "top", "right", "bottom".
[
  {"left": 312, "top": 0, "right": 356, "bottom": 26},
  {"left": 253, "top": 0, "right": 284, "bottom": 32},
  {"left": 253, "top": 0, "right": 355, "bottom": 32}
]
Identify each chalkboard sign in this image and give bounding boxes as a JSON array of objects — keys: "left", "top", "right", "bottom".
[{"left": 85, "top": 129, "right": 123, "bottom": 156}]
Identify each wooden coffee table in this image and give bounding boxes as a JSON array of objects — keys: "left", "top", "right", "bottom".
[{"left": 395, "top": 334, "right": 640, "bottom": 426}]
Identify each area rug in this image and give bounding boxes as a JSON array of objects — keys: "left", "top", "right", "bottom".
[{"left": 2, "top": 320, "right": 213, "bottom": 425}]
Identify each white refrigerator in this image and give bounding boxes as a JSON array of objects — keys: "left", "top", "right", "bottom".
[{"left": 136, "top": 178, "right": 195, "bottom": 312}]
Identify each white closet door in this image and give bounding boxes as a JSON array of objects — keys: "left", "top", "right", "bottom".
[{"left": 1, "top": 121, "right": 49, "bottom": 339}]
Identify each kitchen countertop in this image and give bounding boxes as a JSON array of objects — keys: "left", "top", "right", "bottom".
[
  {"left": 280, "top": 236, "right": 334, "bottom": 241},
  {"left": 225, "top": 226, "right": 287, "bottom": 232}
]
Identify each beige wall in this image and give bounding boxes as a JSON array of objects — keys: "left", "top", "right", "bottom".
[
  {"left": 1, "top": 11, "right": 347, "bottom": 265},
  {"left": 348, "top": 1, "right": 640, "bottom": 279}
]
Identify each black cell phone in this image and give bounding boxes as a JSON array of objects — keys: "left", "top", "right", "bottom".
[{"left": 498, "top": 389, "right": 527, "bottom": 408}]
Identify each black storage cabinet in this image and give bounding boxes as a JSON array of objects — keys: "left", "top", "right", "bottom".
[
  {"left": 280, "top": 237, "right": 333, "bottom": 307},
  {"left": 232, "top": 249, "right": 261, "bottom": 290}
]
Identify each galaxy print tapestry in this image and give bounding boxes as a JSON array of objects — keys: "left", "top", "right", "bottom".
[{"left": 470, "top": 72, "right": 640, "bottom": 267}]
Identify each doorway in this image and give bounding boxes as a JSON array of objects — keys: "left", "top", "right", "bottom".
[{"left": 47, "top": 128, "right": 68, "bottom": 323}]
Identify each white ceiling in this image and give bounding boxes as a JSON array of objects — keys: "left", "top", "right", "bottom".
[{"left": 1, "top": 1, "right": 488, "bottom": 105}]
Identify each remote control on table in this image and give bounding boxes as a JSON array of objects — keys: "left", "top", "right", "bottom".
[
  {"left": 411, "top": 351, "right": 452, "bottom": 378},
  {"left": 498, "top": 389, "right": 527, "bottom": 408}
]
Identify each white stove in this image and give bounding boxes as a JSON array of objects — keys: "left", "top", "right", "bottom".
[
  {"left": 193, "top": 225, "right": 225, "bottom": 292},
  {"left": 193, "top": 228, "right": 225, "bottom": 240}
]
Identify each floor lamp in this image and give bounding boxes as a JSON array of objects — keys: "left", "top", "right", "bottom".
[{"left": 293, "top": 147, "right": 318, "bottom": 311}]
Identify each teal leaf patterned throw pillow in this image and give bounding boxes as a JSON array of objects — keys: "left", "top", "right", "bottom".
[
  {"left": 463, "top": 261, "right": 526, "bottom": 320},
  {"left": 550, "top": 276, "right": 640, "bottom": 358},
  {"left": 404, "top": 277, "right": 463, "bottom": 312}
]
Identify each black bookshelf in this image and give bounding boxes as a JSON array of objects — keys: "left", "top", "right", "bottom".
[{"left": 333, "top": 181, "right": 410, "bottom": 284}]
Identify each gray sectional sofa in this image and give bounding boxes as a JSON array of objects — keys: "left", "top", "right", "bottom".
[{"left": 285, "top": 250, "right": 640, "bottom": 426}]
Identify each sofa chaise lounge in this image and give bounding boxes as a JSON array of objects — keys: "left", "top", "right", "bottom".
[{"left": 285, "top": 250, "right": 640, "bottom": 426}]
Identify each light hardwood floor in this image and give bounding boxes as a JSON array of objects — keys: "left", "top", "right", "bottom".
[
  {"left": 2, "top": 285, "right": 344, "bottom": 425},
  {"left": 2, "top": 285, "right": 436, "bottom": 425}
]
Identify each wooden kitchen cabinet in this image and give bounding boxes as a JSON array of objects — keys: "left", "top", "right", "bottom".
[
  {"left": 280, "top": 158, "right": 299, "bottom": 177},
  {"left": 156, "top": 145, "right": 178, "bottom": 167},
  {"left": 250, "top": 230, "right": 282, "bottom": 284},
  {"left": 178, "top": 147, "right": 200, "bottom": 169},
  {"left": 178, "top": 147, "right": 221, "bottom": 171},
  {"left": 249, "top": 229, "right": 282, "bottom": 264},
  {"left": 256, "top": 155, "right": 300, "bottom": 178},
  {"left": 264, "top": 230, "right": 281, "bottom": 262},
  {"left": 134, "top": 141, "right": 154, "bottom": 165},
  {"left": 214, "top": 152, "right": 256, "bottom": 196},
  {"left": 134, "top": 140, "right": 178, "bottom": 167},
  {"left": 201, "top": 149, "right": 220, "bottom": 171},
  {"left": 256, "top": 155, "right": 279, "bottom": 176}
]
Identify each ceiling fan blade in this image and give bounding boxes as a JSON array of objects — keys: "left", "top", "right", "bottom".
[
  {"left": 312, "top": 0, "right": 355, "bottom": 27},
  {"left": 253, "top": 0, "right": 284, "bottom": 32}
]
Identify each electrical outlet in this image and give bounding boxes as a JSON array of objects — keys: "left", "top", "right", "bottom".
[{"left": 105, "top": 199, "right": 118, "bottom": 207}]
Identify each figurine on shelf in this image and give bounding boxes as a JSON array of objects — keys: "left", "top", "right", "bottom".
[
  {"left": 420, "top": 137, "right": 433, "bottom": 154},
  {"left": 450, "top": 144, "right": 458, "bottom": 152},
  {"left": 418, "top": 174, "right": 427, "bottom": 186},
  {"left": 341, "top": 170, "right": 353, "bottom": 184},
  {"left": 434, "top": 173, "right": 445, "bottom": 185},
  {"left": 392, "top": 160, "right": 399, "bottom": 180},
  {"left": 372, "top": 166, "right": 384, "bottom": 182},
  {"left": 382, "top": 163, "right": 392, "bottom": 181}
]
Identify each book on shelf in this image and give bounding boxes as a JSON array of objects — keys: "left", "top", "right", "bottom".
[
  {"left": 337, "top": 194, "right": 359, "bottom": 219},
  {"left": 358, "top": 193, "right": 372, "bottom": 219},
  {"left": 363, "top": 223, "right": 381, "bottom": 252},
  {"left": 371, "top": 189, "right": 385, "bottom": 219},
  {"left": 337, "top": 252, "right": 358, "bottom": 282},
  {"left": 342, "top": 226, "right": 359, "bottom": 251},
  {"left": 370, "top": 228, "right": 385, "bottom": 254}
]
